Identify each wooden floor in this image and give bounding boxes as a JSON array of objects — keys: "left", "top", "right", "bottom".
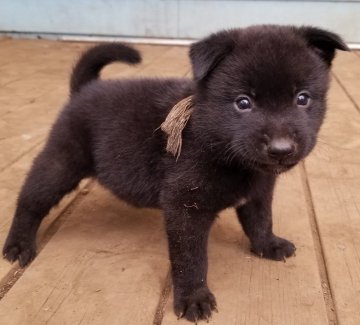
[{"left": 0, "top": 39, "right": 359, "bottom": 325}]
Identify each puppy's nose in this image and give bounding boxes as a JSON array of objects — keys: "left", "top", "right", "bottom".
[{"left": 267, "top": 138, "right": 295, "bottom": 159}]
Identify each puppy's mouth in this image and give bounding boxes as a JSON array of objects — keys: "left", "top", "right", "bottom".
[
  {"left": 255, "top": 161, "right": 298, "bottom": 174},
  {"left": 229, "top": 148, "right": 300, "bottom": 174}
]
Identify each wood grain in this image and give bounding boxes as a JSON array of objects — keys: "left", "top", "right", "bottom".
[
  {"left": 305, "top": 73, "right": 360, "bottom": 325},
  {"left": 332, "top": 51, "right": 360, "bottom": 112},
  {"left": 0, "top": 184, "right": 169, "bottom": 325}
]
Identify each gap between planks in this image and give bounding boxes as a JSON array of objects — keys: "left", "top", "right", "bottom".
[
  {"left": 299, "top": 162, "right": 338, "bottom": 325},
  {"left": 151, "top": 68, "right": 192, "bottom": 325},
  {"left": 153, "top": 270, "right": 172, "bottom": 325},
  {"left": 0, "top": 180, "right": 95, "bottom": 302}
]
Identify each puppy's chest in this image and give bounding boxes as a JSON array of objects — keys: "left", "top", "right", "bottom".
[
  {"left": 216, "top": 177, "right": 250, "bottom": 210},
  {"left": 192, "top": 168, "right": 252, "bottom": 211}
]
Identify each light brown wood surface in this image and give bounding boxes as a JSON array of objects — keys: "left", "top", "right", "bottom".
[
  {"left": 304, "top": 52, "right": 360, "bottom": 325},
  {"left": 0, "top": 39, "right": 359, "bottom": 325}
]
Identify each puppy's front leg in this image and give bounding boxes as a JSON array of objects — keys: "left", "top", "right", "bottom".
[
  {"left": 164, "top": 208, "right": 217, "bottom": 322},
  {"left": 236, "top": 177, "right": 296, "bottom": 261}
]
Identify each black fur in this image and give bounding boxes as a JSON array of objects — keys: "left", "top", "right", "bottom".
[
  {"left": 70, "top": 42, "right": 141, "bottom": 94},
  {"left": 3, "top": 25, "right": 348, "bottom": 322}
]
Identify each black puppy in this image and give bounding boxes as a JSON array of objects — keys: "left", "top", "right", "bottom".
[{"left": 3, "top": 25, "right": 348, "bottom": 322}]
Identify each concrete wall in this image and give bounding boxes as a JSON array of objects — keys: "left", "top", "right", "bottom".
[{"left": 0, "top": 0, "right": 359, "bottom": 42}]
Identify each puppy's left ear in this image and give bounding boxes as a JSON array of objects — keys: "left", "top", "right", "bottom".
[
  {"left": 190, "top": 30, "right": 235, "bottom": 81},
  {"left": 299, "top": 27, "right": 350, "bottom": 66}
]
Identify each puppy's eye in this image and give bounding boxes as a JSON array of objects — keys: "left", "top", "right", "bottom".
[
  {"left": 296, "top": 92, "right": 311, "bottom": 108},
  {"left": 234, "top": 96, "right": 252, "bottom": 111}
]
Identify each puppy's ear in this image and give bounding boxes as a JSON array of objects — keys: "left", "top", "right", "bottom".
[
  {"left": 190, "top": 30, "right": 235, "bottom": 81},
  {"left": 299, "top": 27, "right": 349, "bottom": 66}
]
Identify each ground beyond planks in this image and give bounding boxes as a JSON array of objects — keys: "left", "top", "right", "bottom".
[{"left": 0, "top": 39, "right": 359, "bottom": 325}]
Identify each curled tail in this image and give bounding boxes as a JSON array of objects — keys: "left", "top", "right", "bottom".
[{"left": 70, "top": 43, "right": 141, "bottom": 94}]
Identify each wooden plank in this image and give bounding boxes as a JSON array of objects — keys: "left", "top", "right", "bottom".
[
  {"left": 0, "top": 145, "right": 91, "bottom": 281},
  {"left": 304, "top": 73, "right": 360, "bottom": 325},
  {"left": 0, "top": 41, "right": 187, "bottom": 111},
  {"left": 101, "top": 44, "right": 179, "bottom": 79},
  {"left": 0, "top": 40, "right": 86, "bottom": 171},
  {"left": 0, "top": 43, "right": 172, "bottom": 89},
  {"left": 136, "top": 46, "right": 189, "bottom": 77},
  {"left": 0, "top": 40, "right": 96, "bottom": 278},
  {"left": 332, "top": 51, "right": 360, "bottom": 111},
  {"left": 0, "top": 183, "right": 169, "bottom": 325},
  {"left": 0, "top": 36, "right": 94, "bottom": 276},
  {"left": 0, "top": 42, "right": 175, "bottom": 112},
  {"left": 0, "top": 87, "right": 66, "bottom": 171},
  {"left": 0, "top": 40, "right": 89, "bottom": 85},
  {"left": 0, "top": 41, "right": 180, "bottom": 171},
  {"left": 162, "top": 167, "right": 329, "bottom": 325}
]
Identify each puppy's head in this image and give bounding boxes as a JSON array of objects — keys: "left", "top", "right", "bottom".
[{"left": 190, "top": 25, "right": 348, "bottom": 174}]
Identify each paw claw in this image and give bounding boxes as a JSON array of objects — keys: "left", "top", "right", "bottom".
[
  {"left": 174, "top": 287, "right": 217, "bottom": 322},
  {"left": 253, "top": 236, "right": 296, "bottom": 261},
  {"left": 3, "top": 236, "right": 37, "bottom": 267}
]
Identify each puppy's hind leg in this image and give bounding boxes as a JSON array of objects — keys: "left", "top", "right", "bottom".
[{"left": 3, "top": 119, "right": 93, "bottom": 267}]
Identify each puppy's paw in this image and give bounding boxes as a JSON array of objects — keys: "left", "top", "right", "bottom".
[
  {"left": 252, "top": 235, "right": 296, "bottom": 261},
  {"left": 175, "top": 287, "right": 217, "bottom": 323},
  {"left": 3, "top": 235, "right": 37, "bottom": 267}
]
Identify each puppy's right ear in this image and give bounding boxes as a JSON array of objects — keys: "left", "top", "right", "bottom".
[
  {"left": 299, "top": 27, "right": 349, "bottom": 66},
  {"left": 190, "top": 30, "right": 235, "bottom": 81}
]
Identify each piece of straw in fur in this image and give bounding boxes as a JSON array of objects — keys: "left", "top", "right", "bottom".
[{"left": 160, "top": 95, "right": 194, "bottom": 159}]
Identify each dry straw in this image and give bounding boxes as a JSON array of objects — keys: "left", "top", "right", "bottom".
[{"left": 160, "top": 95, "right": 194, "bottom": 160}]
